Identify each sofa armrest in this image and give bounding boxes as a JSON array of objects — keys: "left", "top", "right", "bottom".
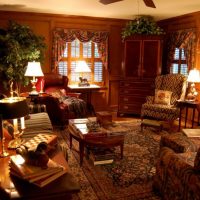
[{"left": 154, "top": 147, "right": 200, "bottom": 199}]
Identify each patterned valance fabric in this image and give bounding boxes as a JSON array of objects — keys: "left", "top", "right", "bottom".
[
  {"left": 165, "top": 29, "right": 197, "bottom": 72},
  {"left": 52, "top": 28, "right": 109, "bottom": 72}
]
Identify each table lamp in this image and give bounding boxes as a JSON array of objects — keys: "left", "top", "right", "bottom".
[
  {"left": 187, "top": 68, "right": 200, "bottom": 101},
  {"left": 0, "top": 97, "right": 29, "bottom": 155},
  {"left": 25, "top": 61, "right": 44, "bottom": 95},
  {"left": 75, "top": 61, "right": 91, "bottom": 87}
]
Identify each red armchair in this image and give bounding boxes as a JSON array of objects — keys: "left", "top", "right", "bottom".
[{"left": 36, "top": 73, "right": 87, "bottom": 126}]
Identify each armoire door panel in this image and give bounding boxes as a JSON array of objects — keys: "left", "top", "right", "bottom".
[
  {"left": 125, "top": 40, "right": 141, "bottom": 78},
  {"left": 142, "top": 40, "right": 160, "bottom": 78}
]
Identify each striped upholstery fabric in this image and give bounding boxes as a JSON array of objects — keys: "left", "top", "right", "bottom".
[
  {"left": 28, "top": 104, "right": 47, "bottom": 114},
  {"left": 23, "top": 112, "right": 53, "bottom": 139}
]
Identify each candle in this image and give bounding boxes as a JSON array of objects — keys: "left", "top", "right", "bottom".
[
  {"left": 20, "top": 117, "right": 25, "bottom": 130},
  {"left": 13, "top": 118, "right": 18, "bottom": 134},
  {"left": 40, "top": 79, "right": 43, "bottom": 93}
]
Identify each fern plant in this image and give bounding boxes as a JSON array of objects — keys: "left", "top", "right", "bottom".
[{"left": 122, "top": 15, "right": 165, "bottom": 40}]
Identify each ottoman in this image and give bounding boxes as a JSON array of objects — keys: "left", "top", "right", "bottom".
[
  {"left": 160, "top": 132, "right": 198, "bottom": 153},
  {"left": 141, "top": 119, "right": 163, "bottom": 132}
]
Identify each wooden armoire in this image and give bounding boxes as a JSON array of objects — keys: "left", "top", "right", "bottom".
[{"left": 118, "top": 35, "right": 163, "bottom": 116}]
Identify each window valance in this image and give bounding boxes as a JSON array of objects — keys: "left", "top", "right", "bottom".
[
  {"left": 166, "top": 29, "right": 196, "bottom": 72},
  {"left": 52, "top": 28, "right": 109, "bottom": 72}
]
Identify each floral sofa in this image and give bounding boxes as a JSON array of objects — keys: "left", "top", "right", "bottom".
[{"left": 153, "top": 132, "right": 200, "bottom": 200}]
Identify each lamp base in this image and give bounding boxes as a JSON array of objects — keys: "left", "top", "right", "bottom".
[
  {"left": 8, "top": 138, "right": 24, "bottom": 149},
  {"left": 0, "top": 151, "right": 9, "bottom": 158}
]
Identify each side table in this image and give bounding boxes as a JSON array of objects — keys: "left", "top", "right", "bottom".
[
  {"left": 177, "top": 100, "right": 200, "bottom": 131},
  {"left": 0, "top": 148, "right": 80, "bottom": 200}
]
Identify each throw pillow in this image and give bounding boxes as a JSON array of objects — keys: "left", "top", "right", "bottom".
[{"left": 154, "top": 89, "right": 172, "bottom": 105}]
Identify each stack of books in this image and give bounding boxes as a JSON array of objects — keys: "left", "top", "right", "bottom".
[
  {"left": 89, "top": 147, "right": 115, "bottom": 165},
  {"left": 68, "top": 118, "right": 107, "bottom": 139},
  {"left": 9, "top": 154, "right": 67, "bottom": 187}
]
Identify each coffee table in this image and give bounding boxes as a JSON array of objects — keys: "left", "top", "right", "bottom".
[{"left": 68, "top": 118, "right": 125, "bottom": 166}]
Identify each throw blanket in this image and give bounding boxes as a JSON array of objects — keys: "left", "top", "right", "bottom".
[{"left": 61, "top": 96, "right": 87, "bottom": 118}]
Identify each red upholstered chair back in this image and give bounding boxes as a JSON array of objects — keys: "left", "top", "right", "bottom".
[{"left": 36, "top": 73, "right": 69, "bottom": 94}]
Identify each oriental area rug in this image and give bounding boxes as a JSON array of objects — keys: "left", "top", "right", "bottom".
[{"left": 56, "top": 119, "right": 169, "bottom": 200}]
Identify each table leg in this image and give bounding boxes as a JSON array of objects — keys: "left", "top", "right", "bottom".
[
  {"left": 79, "top": 141, "right": 84, "bottom": 166},
  {"left": 185, "top": 107, "right": 188, "bottom": 128},
  {"left": 178, "top": 107, "right": 182, "bottom": 131},
  {"left": 69, "top": 133, "right": 72, "bottom": 149},
  {"left": 192, "top": 108, "right": 195, "bottom": 128}
]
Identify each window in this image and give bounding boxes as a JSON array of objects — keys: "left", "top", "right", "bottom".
[
  {"left": 58, "top": 39, "right": 103, "bottom": 84},
  {"left": 170, "top": 48, "right": 188, "bottom": 76}
]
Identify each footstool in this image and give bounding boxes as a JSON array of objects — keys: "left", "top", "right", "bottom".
[{"left": 141, "top": 119, "right": 163, "bottom": 132}]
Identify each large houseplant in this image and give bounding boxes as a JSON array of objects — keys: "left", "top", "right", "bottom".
[
  {"left": 0, "top": 21, "right": 46, "bottom": 95},
  {"left": 122, "top": 15, "right": 165, "bottom": 40}
]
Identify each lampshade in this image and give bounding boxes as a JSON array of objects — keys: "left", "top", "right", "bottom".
[
  {"left": 25, "top": 62, "right": 44, "bottom": 77},
  {"left": 0, "top": 97, "right": 29, "bottom": 120},
  {"left": 75, "top": 61, "right": 91, "bottom": 73},
  {"left": 187, "top": 69, "right": 200, "bottom": 83}
]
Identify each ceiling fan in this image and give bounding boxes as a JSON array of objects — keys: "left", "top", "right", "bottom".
[{"left": 99, "top": 0, "right": 156, "bottom": 8}]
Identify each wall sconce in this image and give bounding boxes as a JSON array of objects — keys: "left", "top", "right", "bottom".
[
  {"left": 25, "top": 61, "right": 44, "bottom": 95},
  {"left": 0, "top": 97, "right": 29, "bottom": 154},
  {"left": 187, "top": 68, "right": 200, "bottom": 101},
  {"left": 75, "top": 61, "right": 91, "bottom": 87}
]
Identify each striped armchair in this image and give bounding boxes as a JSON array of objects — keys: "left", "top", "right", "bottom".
[{"left": 141, "top": 74, "right": 186, "bottom": 124}]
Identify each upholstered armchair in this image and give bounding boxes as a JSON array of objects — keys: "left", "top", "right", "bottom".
[
  {"left": 141, "top": 74, "right": 187, "bottom": 124},
  {"left": 153, "top": 146, "right": 200, "bottom": 200},
  {"left": 36, "top": 73, "right": 87, "bottom": 126}
]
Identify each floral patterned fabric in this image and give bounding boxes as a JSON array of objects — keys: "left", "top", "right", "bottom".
[
  {"left": 160, "top": 132, "right": 198, "bottom": 153},
  {"left": 141, "top": 74, "right": 186, "bottom": 121},
  {"left": 153, "top": 147, "right": 200, "bottom": 200}
]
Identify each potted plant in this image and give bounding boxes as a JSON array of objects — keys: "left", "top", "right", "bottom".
[
  {"left": 0, "top": 20, "right": 46, "bottom": 96},
  {"left": 121, "top": 15, "right": 165, "bottom": 40}
]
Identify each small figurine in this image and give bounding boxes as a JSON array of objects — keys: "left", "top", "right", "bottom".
[{"left": 16, "top": 142, "right": 49, "bottom": 169}]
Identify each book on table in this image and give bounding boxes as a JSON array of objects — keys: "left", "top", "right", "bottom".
[
  {"left": 9, "top": 154, "right": 67, "bottom": 187},
  {"left": 89, "top": 147, "right": 115, "bottom": 165},
  {"left": 68, "top": 119, "right": 107, "bottom": 139},
  {"left": 182, "top": 129, "right": 200, "bottom": 137}
]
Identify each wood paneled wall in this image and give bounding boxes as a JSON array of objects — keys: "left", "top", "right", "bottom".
[
  {"left": 159, "top": 11, "right": 200, "bottom": 122},
  {"left": 159, "top": 11, "right": 200, "bottom": 100},
  {"left": 0, "top": 11, "right": 127, "bottom": 111}
]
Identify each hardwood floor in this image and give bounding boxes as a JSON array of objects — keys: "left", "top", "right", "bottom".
[{"left": 111, "top": 111, "right": 200, "bottom": 132}]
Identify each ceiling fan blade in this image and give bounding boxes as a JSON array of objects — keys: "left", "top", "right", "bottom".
[
  {"left": 143, "top": 0, "right": 156, "bottom": 8},
  {"left": 99, "top": 0, "right": 123, "bottom": 5}
]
